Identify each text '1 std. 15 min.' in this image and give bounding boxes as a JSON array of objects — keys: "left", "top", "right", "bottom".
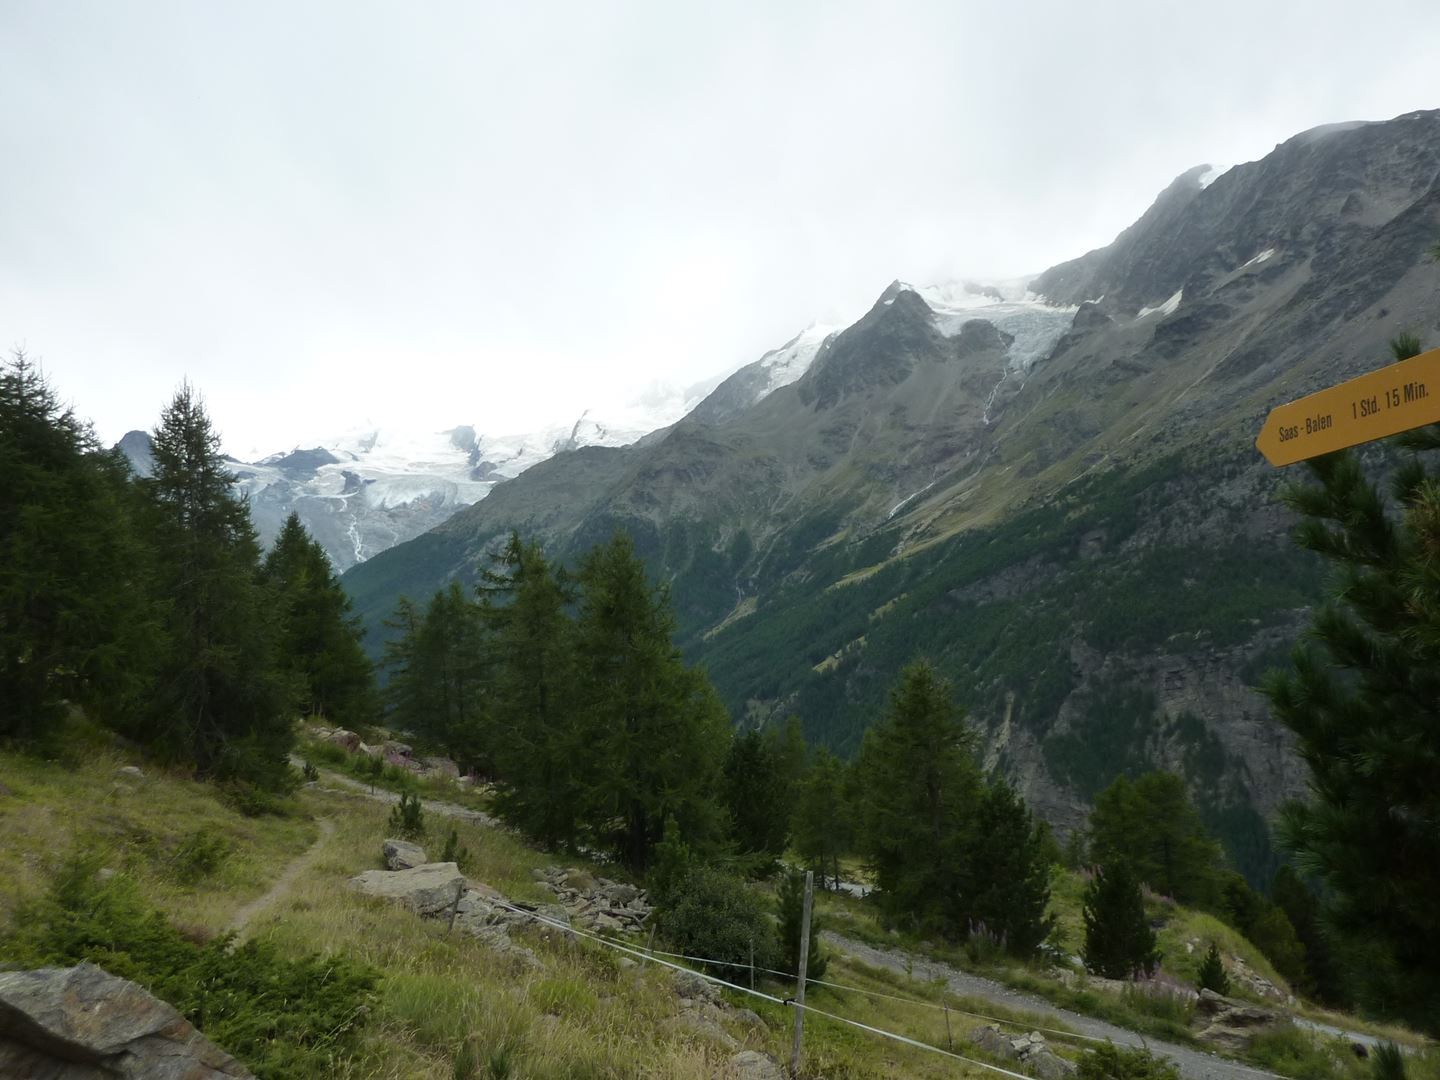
[{"left": 1256, "top": 347, "right": 1440, "bottom": 466}]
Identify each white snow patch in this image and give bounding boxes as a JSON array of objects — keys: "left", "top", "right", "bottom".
[
  {"left": 1240, "top": 248, "right": 1276, "bottom": 270},
  {"left": 888, "top": 480, "right": 937, "bottom": 520},
  {"left": 901, "top": 279, "right": 1077, "bottom": 376},
  {"left": 1136, "top": 289, "right": 1183, "bottom": 319},
  {"left": 754, "top": 323, "right": 836, "bottom": 396}
]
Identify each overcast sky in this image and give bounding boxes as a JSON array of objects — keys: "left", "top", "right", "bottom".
[{"left": 4, "top": 1, "right": 1439, "bottom": 458}]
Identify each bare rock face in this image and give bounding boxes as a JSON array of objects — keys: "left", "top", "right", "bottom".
[
  {"left": 381, "top": 838, "right": 428, "bottom": 871},
  {"left": 348, "top": 861, "right": 464, "bottom": 916},
  {"left": 0, "top": 962, "right": 252, "bottom": 1078}
]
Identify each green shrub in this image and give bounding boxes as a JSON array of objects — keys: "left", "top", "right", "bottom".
[
  {"left": 1373, "top": 1043, "right": 1407, "bottom": 1080},
  {"left": 1198, "top": 941, "right": 1230, "bottom": 995},
  {"left": 1077, "top": 1043, "right": 1181, "bottom": 1080},
  {"left": 440, "top": 826, "right": 471, "bottom": 872},
  {"left": 1245, "top": 1025, "right": 1365, "bottom": 1080},
  {"left": 656, "top": 866, "right": 778, "bottom": 979},
  {"left": 388, "top": 791, "right": 425, "bottom": 840},
  {"left": 301, "top": 760, "right": 320, "bottom": 783},
  {"left": 221, "top": 780, "right": 291, "bottom": 818},
  {"left": 169, "top": 828, "right": 232, "bottom": 885},
  {"left": 0, "top": 853, "right": 378, "bottom": 1079}
]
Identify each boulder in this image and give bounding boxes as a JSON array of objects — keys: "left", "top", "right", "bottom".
[
  {"left": 381, "top": 838, "right": 428, "bottom": 871},
  {"left": 419, "top": 756, "right": 459, "bottom": 779},
  {"left": 971, "top": 1024, "right": 1014, "bottom": 1058},
  {"left": 1194, "top": 989, "right": 1288, "bottom": 1053},
  {"left": 357, "top": 741, "right": 381, "bottom": 757},
  {"left": 729, "top": 1050, "right": 783, "bottom": 1079},
  {"left": 661, "top": 1012, "right": 737, "bottom": 1049},
  {"left": 969, "top": 1025, "right": 1077, "bottom": 1078},
  {"left": 325, "top": 729, "right": 361, "bottom": 753},
  {"left": 670, "top": 969, "right": 720, "bottom": 1005},
  {"left": 114, "top": 766, "right": 144, "bottom": 780},
  {"left": 0, "top": 962, "right": 252, "bottom": 1078},
  {"left": 349, "top": 862, "right": 465, "bottom": 917}
]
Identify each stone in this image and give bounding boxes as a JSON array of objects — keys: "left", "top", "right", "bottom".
[
  {"left": 0, "top": 962, "right": 253, "bottom": 1078},
  {"left": 602, "top": 881, "right": 640, "bottom": 905},
  {"left": 357, "top": 741, "right": 381, "bottom": 757},
  {"left": 349, "top": 862, "right": 465, "bottom": 917},
  {"left": 661, "top": 1012, "right": 737, "bottom": 1049},
  {"left": 381, "top": 838, "right": 428, "bottom": 871},
  {"left": 383, "top": 741, "right": 412, "bottom": 758},
  {"left": 729, "top": 1049, "right": 783, "bottom": 1079},
  {"left": 1194, "top": 989, "right": 1288, "bottom": 1053},
  {"left": 461, "top": 924, "right": 540, "bottom": 969},
  {"left": 114, "top": 765, "right": 144, "bottom": 780},
  {"left": 325, "top": 729, "right": 360, "bottom": 753},
  {"left": 970, "top": 1024, "right": 1013, "bottom": 1058},
  {"left": 670, "top": 969, "right": 720, "bottom": 1005},
  {"left": 1027, "top": 1049, "right": 1079, "bottom": 1080},
  {"left": 419, "top": 756, "right": 459, "bottom": 779}
]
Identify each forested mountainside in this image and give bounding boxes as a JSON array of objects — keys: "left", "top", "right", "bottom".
[{"left": 343, "top": 108, "right": 1440, "bottom": 884}]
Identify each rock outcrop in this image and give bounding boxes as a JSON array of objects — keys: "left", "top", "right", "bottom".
[
  {"left": 533, "top": 866, "right": 653, "bottom": 933},
  {"left": 1193, "top": 989, "right": 1289, "bottom": 1052},
  {"left": 0, "top": 963, "right": 252, "bottom": 1078},
  {"left": 970, "top": 1024, "right": 1077, "bottom": 1079},
  {"left": 350, "top": 848, "right": 541, "bottom": 966},
  {"left": 349, "top": 861, "right": 466, "bottom": 917}
]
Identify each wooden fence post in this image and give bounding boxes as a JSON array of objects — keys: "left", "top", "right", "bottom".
[{"left": 790, "top": 870, "right": 814, "bottom": 1077}]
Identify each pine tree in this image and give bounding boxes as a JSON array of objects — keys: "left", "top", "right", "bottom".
[
  {"left": 485, "top": 534, "right": 581, "bottom": 847},
  {"left": 1082, "top": 861, "right": 1160, "bottom": 979},
  {"left": 263, "top": 513, "right": 375, "bottom": 729},
  {"left": 1262, "top": 337, "right": 1440, "bottom": 1031},
  {"left": 143, "top": 383, "right": 292, "bottom": 784},
  {"left": 383, "top": 584, "right": 487, "bottom": 760},
  {"left": 1197, "top": 942, "right": 1230, "bottom": 995},
  {"left": 573, "top": 532, "right": 730, "bottom": 872},
  {"left": 777, "top": 871, "right": 826, "bottom": 982},
  {"left": 964, "top": 780, "right": 1055, "bottom": 958},
  {"left": 1089, "top": 772, "right": 1225, "bottom": 908},
  {"left": 792, "top": 747, "right": 853, "bottom": 890},
  {"left": 856, "top": 661, "right": 983, "bottom": 935},
  {"left": 723, "top": 728, "right": 790, "bottom": 864},
  {"left": 1271, "top": 865, "right": 1347, "bottom": 1006},
  {"left": 0, "top": 351, "right": 160, "bottom": 741}
]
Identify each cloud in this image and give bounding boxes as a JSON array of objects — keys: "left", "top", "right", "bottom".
[{"left": 3, "top": 0, "right": 1438, "bottom": 454}]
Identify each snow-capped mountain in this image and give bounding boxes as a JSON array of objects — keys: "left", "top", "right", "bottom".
[
  {"left": 116, "top": 375, "right": 736, "bottom": 571},
  {"left": 115, "top": 278, "right": 1065, "bottom": 571}
]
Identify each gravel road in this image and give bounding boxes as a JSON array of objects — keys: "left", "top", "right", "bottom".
[{"left": 825, "top": 931, "right": 1283, "bottom": 1080}]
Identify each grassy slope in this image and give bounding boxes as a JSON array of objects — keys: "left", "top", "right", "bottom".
[{"left": 0, "top": 746, "right": 1061, "bottom": 1078}]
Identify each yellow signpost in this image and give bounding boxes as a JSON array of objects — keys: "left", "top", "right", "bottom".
[{"left": 1256, "top": 347, "right": 1440, "bottom": 466}]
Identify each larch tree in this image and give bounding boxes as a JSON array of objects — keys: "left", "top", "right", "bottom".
[
  {"left": 263, "top": 513, "right": 376, "bottom": 730},
  {"left": 856, "top": 661, "right": 983, "bottom": 935},
  {"left": 0, "top": 351, "right": 160, "bottom": 741},
  {"left": 572, "top": 532, "right": 730, "bottom": 873},
  {"left": 484, "top": 533, "right": 582, "bottom": 848},
  {"left": 144, "top": 383, "right": 293, "bottom": 784}
]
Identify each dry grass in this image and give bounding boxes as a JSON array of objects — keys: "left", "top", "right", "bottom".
[{"left": 0, "top": 746, "right": 315, "bottom": 933}]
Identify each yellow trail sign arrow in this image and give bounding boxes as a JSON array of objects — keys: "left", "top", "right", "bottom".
[{"left": 1257, "top": 347, "right": 1440, "bottom": 466}]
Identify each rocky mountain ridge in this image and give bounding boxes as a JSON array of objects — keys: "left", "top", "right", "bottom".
[{"left": 341, "top": 109, "right": 1440, "bottom": 880}]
